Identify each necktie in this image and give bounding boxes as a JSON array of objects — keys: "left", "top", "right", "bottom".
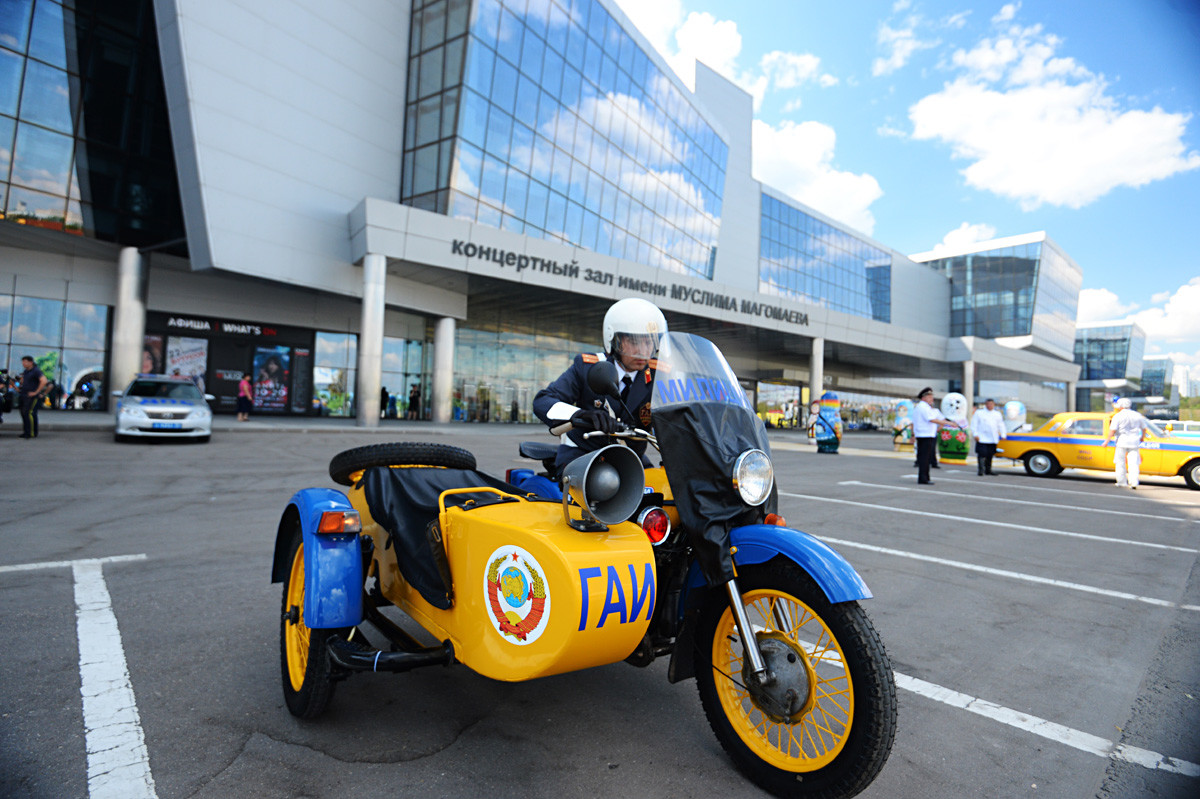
[{"left": 620, "top": 375, "right": 632, "bottom": 403}]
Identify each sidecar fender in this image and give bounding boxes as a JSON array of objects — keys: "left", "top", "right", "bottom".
[{"left": 270, "top": 488, "right": 363, "bottom": 629}]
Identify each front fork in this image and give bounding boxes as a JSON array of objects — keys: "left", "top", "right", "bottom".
[{"left": 724, "top": 578, "right": 775, "bottom": 686}]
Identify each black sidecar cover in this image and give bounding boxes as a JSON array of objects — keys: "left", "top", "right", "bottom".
[{"left": 361, "top": 466, "right": 521, "bottom": 609}]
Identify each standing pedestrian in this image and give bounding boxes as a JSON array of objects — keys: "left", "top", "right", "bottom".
[
  {"left": 380, "top": 386, "right": 389, "bottom": 419},
  {"left": 236, "top": 373, "right": 253, "bottom": 422},
  {"left": 1101, "top": 397, "right": 1150, "bottom": 489},
  {"left": 970, "top": 398, "right": 1007, "bottom": 476},
  {"left": 17, "top": 356, "right": 49, "bottom": 439},
  {"left": 407, "top": 384, "right": 421, "bottom": 420},
  {"left": 913, "top": 387, "right": 962, "bottom": 485}
]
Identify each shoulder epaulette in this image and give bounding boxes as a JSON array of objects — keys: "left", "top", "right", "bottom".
[{"left": 581, "top": 353, "right": 599, "bottom": 364}]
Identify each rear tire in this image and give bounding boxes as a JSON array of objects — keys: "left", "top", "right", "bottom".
[
  {"left": 328, "top": 442, "right": 476, "bottom": 485},
  {"left": 280, "top": 527, "right": 345, "bottom": 718},
  {"left": 1023, "top": 451, "right": 1061, "bottom": 477}
]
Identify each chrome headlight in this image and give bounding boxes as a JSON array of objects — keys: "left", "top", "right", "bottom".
[
  {"left": 119, "top": 404, "right": 146, "bottom": 417},
  {"left": 732, "top": 449, "right": 774, "bottom": 506}
]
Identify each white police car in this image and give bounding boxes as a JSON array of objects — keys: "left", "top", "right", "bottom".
[{"left": 113, "top": 375, "right": 214, "bottom": 443}]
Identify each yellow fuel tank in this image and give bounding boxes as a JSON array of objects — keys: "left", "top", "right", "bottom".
[{"left": 355, "top": 489, "right": 657, "bottom": 682}]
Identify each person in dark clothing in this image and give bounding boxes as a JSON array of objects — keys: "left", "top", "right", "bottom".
[
  {"left": 18, "top": 356, "right": 49, "bottom": 439},
  {"left": 533, "top": 298, "right": 666, "bottom": 474}
]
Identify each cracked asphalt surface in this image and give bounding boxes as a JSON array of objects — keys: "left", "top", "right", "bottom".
[{"left": 1, "top": 421, "right": 1197, "bottom": 798}]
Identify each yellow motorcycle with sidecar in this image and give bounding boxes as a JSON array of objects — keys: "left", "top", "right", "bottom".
[{"left": 271, "top": 332, "right": 897, "bottom": 798}]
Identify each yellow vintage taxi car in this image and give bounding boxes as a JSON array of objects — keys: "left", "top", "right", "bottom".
[{"left": 997, "top": 411, "right": 1200, "bottom": 489}]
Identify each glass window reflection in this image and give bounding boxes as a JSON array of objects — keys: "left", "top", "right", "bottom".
[{"left": 11, "top": 294, "right": 63, "bottom": 345}]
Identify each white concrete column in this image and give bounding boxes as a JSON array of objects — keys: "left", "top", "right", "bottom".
[
  {"left": 432, "top": 316, "right": 455, "bottom": 423},
  {"left": 110, "top": 247, "right": 145, "bottom": 394},
  {"left": 356, "top": 253, "right": 386, "bottom": 428},
  {"left": 1066, "top": 381, "right": 1076, "bottom": 412},
  {"left": 962, "top": 360, "right": 975, "bottom": 411},
  {"left": 809, "top": 337, "right": 824, "bottom": 403}
]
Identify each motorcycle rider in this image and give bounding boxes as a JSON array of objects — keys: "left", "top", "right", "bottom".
[{"left": 533, "top": 298, "right": 666, "bottom": 474}]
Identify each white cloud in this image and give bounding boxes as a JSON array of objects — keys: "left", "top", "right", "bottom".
[
  {"left": 1123, "top": 278, "right": 1200, "bottom": 345},
  {"left": 992, "top": 3, "right": 1021, "bottom": 24},
  {"left": 762, "top": 51, "right": 821, "bottom": 88},
  {"left": 909, "top": 19, "right": 1200, "bottom": 209},
  {"left": 929, "top": 222, "right": 998, "bottom": 255},
  {"left": 1076, "top": 287, "right": 1139, "bottom": 323},
  {"left": 877, "top": 123, "right": 908, "bottom": 138},
  {"left": 751, "top": 119, "right": 882, "bottom": 235},
  {"left": 944, "top": 11, "right": 971, "bottom": 29},
  {"left": 872, "top": 21, "right": 937, "bottom": 77}
]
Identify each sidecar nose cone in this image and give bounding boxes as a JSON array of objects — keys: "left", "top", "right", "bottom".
[{"left": 586, "top": 461, "right": 621, "bottom": 502}]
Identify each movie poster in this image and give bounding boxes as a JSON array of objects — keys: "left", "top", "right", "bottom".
[
  {"left": 253, "top": 345, "right": 290, "bottom": 412},
  {"left": 290, "top": 347, "right": 312, "bottom": 413},
  {"left": 142, "top": 335, "right": 164, "bottom": 374},
  {"left": 166, "top": 336, "right": 208, "bottom": 392}
]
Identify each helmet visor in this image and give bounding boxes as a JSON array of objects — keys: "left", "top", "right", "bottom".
[{"left": 616, "top": 333, "right": 659, "bottom": 359}]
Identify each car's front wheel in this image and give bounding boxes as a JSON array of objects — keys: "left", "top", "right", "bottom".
[
  {"left": 1024, "top": 451, "right": 1061, "bottom": 477},
  {"left": 1182, "top": 459, "right": 1200, "bottom": 490}
]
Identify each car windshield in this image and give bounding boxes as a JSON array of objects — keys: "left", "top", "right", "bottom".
[
  {"left": 127, "top": 380, "right": 204, "bottom": 400},
  {"left": 1146, "top": 420, "right": 1167, "bottom": 438}
]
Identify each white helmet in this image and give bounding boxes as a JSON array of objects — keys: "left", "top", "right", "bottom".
[{"left": 603, "top": 298, "right": 667, "bottom": 359}]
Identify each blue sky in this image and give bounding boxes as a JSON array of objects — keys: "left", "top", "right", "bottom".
[{"left": 612, "top": 0, "right": 1200, "bottom": 383}]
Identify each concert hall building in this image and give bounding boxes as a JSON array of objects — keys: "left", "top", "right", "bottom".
[{"left": 0, "top": 0, "right": 1081, "bottom": 422}]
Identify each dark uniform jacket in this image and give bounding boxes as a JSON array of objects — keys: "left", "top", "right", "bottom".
[{"left": 532, "top": 352, "right": 655, "bottom": 472}]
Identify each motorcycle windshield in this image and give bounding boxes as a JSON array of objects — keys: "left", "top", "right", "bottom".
[{"left": 651, "top": 333, "right": 776, "bottom": 586}]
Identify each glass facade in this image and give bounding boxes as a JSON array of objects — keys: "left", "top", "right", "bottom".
[
  {"left": 922, "top": 239, "right": 1080, "bottom": 356},
  {"left": 0, "top": 0, "right": 186, "bottom": 249},
  {"left": 758, "top": 194, "right": 892, "bottom": 322},
  {"left": 1073, "top": 324, "right": 1145, "bottom": 382},
  {"left": 402, "top": 0, "right": 729, "bottom": 279},
  {"left": 1140, "top": 357, "right": 1173, "bottom": 397},
  {"left": 1, "top": 292, "right": 110, "bottom": 408}
]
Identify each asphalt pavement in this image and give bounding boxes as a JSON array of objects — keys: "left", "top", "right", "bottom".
[{"left": 1, "top": 418, "right": 1197, "bottom": 799}]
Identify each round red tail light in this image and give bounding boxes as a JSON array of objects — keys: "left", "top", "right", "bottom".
[{"left": 637, "top": 508, "right": 671, "bottom": 545}]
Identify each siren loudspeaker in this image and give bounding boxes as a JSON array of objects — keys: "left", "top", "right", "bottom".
[{"left": 561, "top": 445, "right": 645, "bottom": 529}]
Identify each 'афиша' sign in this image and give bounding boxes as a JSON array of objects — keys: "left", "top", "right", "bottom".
[{"left": 450, "top": 239, "right": 808, "bottom": 328}]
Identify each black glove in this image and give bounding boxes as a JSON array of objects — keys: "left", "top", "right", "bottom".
[{"left": 571, "top": 407, "right": 618, "bottom": 435}]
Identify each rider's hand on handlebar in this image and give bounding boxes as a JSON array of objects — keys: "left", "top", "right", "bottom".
[{"left": 571, "top": 408, "right": 618, "bottom": 435}]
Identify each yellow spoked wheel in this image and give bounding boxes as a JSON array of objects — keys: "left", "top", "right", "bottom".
[
  {"left": 696, "top": 561, "right": 897, "bottom": 799},
  {"left": 284, "top": 542, "right": 311, "bottom": 692},
  {"left": 712, "top": 590, "right": 851, "bottom": 770},
  {"left": 280, "top": 529, "right": 342, "bottom": 718}
]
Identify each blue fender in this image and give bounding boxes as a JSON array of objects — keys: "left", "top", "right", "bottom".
[
  {"left": 684, "top": 523, "right": 872, "bottom": 604},
  {"left": 271, "top": 487, "right": 364, "bottom": 629}
]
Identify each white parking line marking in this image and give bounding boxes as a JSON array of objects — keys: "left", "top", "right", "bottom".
[
  {"left": 2, "top": 555, "right": 156, "bottom": 799},
  {"left": 895, "top": 671, "right": 1200, "bottom": 777},
  {"left": 0, "top": 553, "right": 147, "bottom": 575},
  {"left": 815, "top": 533, "right": 1200, "bottom": 612},
  {"left": 838, "top": 480, "right": 1197, "bottom": 523},
  {"left": 898, "top": 473, "right": 1200, "bottom": 505},
  {"left": 780, "top": 492, "right": 1198, "bottom": 554}
]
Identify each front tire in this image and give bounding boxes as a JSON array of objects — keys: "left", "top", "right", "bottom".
[
  {"left": 696, "top": 561, "right": 896, "bottom": 799},
  {"left": 1023, "top": 451, "right": 1061, "bottom": 477},
  {"left": 280, "top": 528, "right": 344, "bottom": 718},
  {"left": 1183, "top": 459, "right": 1200, "bottom": 490}
]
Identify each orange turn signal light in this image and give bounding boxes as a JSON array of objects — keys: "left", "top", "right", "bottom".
[
  {"left": 317, "top": 510, "right": 362, "bottom": 534},
  {"left": 764, "top": 513, "right": 787, "bottom": 527}
]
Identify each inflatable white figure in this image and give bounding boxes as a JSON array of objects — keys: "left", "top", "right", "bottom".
[
  {"left": 939, "top": 392, "right": 968, "bottom": 423},
  {"left": 1003, "top": 400, "right": 1026, "bottom": 433}
]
